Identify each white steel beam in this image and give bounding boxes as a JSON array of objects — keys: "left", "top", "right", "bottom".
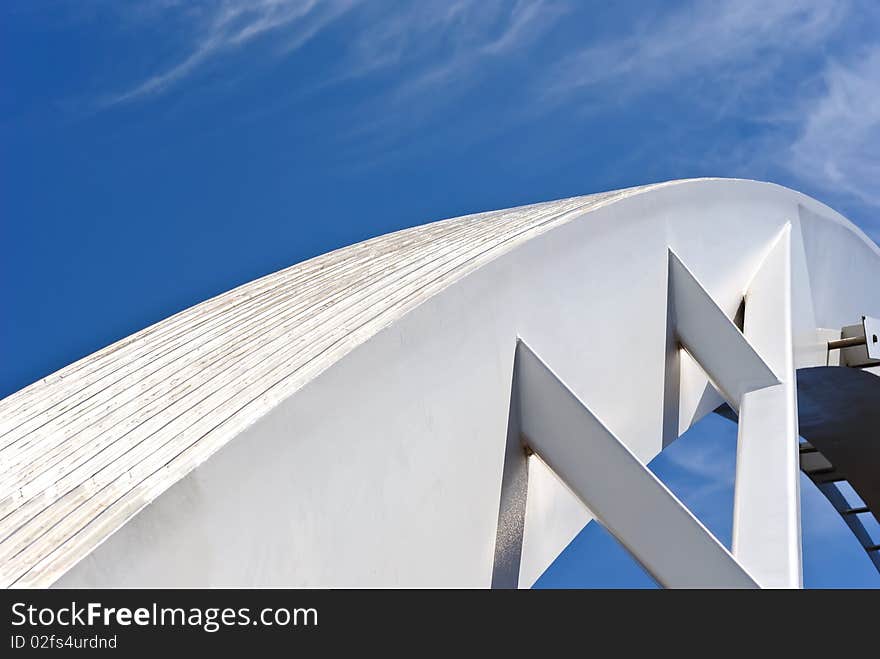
[
  {"left": 732, "top": 227, "right": 803, "bottom": 588},
  {"left": 668, "top": 250, "right": 779, "bottom": 410},
  {"left": 514, "top": 341, "right": 757, "bottom": 589},
  {"left": 491, "top": 365, "right": 529, "bottom": 589}
]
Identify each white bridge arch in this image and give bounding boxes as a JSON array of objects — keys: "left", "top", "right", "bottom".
[{"left": 1, "top": 178, "right": 878, "bottom": 588}]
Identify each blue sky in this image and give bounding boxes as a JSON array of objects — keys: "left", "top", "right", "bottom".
[
  {"left": 1, "top": 1, "right": 879, "bottom": 587},
  {"left": 537, "top": 414, "right": 880, "bottom": 588}
]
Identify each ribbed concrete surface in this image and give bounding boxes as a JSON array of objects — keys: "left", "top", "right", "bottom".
[{"left": 0, "top": 181, "right": 668, "bottom": 587}]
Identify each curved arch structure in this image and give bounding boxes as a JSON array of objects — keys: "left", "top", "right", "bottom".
[{"left": 1, "top": 178, "right": 878, "bottom": 588}]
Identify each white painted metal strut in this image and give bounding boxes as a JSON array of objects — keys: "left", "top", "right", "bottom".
[
  {"left": 668, "top": 245, "right": 802, "bottom": 587},
  {"left": 667, "top": 250, "right": 779, "bottom": 410},
  {"left": 512, "top": 341, "right": 758, "bottom": 589},
  {"left": 733, "top": 227, "right": 803, "bottom": 588}
]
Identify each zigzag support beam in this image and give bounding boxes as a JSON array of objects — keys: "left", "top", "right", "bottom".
[
  {"left": 498, "top": 340, "right": 758, "bottom": 589},
  {"left": 667, "top": 250, "right": 780, "bottom": 409}
]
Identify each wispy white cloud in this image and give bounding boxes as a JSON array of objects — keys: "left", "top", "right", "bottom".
[
  {"left": 294, "top": 1, "right": 570, "bottom": 153},
  {"left": 84, "top": 0, "right": 880, "bottom": 228},
  {"left": 101, "top": 0, "right": 564, "bottom": 107},
  {"left": 343, "top": 1, "right": 567, "bottom": 90},
  {"left": 527, "top": 0, "right": 880, "bottom": 235},
  {"left": 104, "top": 0, "right": 358, "bottom": 105},
  {"left": 543, "top": 0, "right": 845, "bottom": 102},
  {"left": 481, "top": 0, "right": 565, "bottom": 56},
  {"left": 788, "top": 47, "right": 880, "bottom": 210}
]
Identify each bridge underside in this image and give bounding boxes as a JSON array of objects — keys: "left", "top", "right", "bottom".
[{"left": 719, "top": 365, "right": 880, "bottom": 571}]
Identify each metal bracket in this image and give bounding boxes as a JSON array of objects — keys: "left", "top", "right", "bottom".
[{"left": 828, "top": 316, "right": 880, "bottom": 366}]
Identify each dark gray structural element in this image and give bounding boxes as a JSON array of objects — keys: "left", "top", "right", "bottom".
[
  {"left": 718, "top": 365, "right": 880, "bottom": 571},
  {"left": 796, "top": 367, "right": 880, "bottom": 571},
  {"left": 796, "top": 367, "right": 880, "bottom": 525}
]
